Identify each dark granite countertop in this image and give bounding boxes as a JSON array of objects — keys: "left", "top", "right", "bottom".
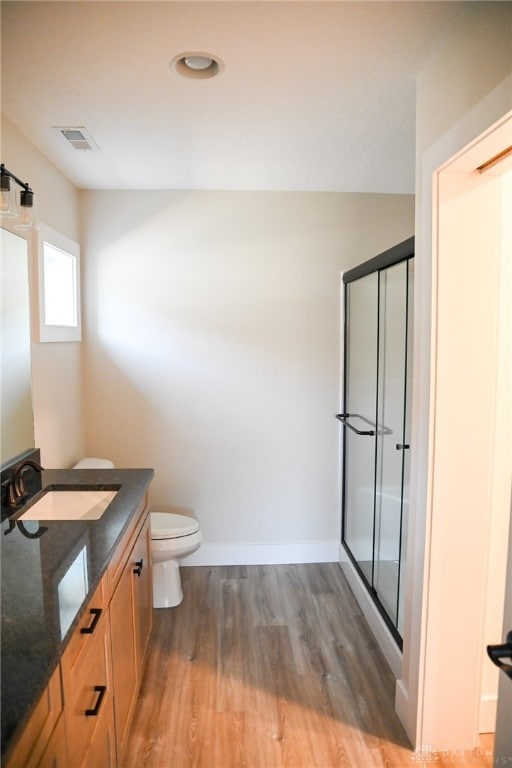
[{"left": 0, "top": 466, "right": 154, "bottom": 759}]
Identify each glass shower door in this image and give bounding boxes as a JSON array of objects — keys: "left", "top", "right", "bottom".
[
  {"left": 340, "top": 243, "right": 413, "bottom": 646},
  {"left": 374, "top": 261, "right": 410, "bottom": 630},
  {"left": 342, "top": 272, "right": 378, "bottom": 585}
]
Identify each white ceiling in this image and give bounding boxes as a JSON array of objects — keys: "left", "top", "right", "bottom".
[{"left": 1, "top": 1, "right": 471, "bottom": 193}]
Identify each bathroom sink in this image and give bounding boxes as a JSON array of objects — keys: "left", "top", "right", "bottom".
[{"left": 18, "top": 489, "right": 118, "bottom": 521}]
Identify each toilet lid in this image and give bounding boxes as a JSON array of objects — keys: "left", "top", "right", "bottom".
[
  {"left": 150, "top": 512, "right": 200, "bottom": 540},
  {"left": 73, "top": 458, "right": 115, "bottom": 469}
]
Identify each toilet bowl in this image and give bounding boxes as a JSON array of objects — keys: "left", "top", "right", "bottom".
[{"left": 150, "top": 513, "right": 202, "bottom": 608}]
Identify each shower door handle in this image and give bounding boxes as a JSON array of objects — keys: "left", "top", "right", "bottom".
[
  {"left": 335, "top": 413, "right": 375, "bottom": 436},
  {"left": 487, "top": 631, "right": 512, "bottom": 679}
]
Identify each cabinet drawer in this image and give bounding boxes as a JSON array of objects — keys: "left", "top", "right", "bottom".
[
  {"left": 62, "top": 597, "right": 114, "bottom": 767},
  {"left": 64, "top": 574, "right": 109, "bottom": 670}
]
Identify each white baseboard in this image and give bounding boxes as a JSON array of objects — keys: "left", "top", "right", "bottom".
[
  {"left": 395, "top": 678, "right": 413, "bottom": 744},
  {"left": 479, "top": 694, "right": 497, "bottom": 734},
  {"left": 181, "top": 540, "right": 339, "bottom": 566},
  {"left": 338, "top": 544, "right": 402, "bottom": 680}
]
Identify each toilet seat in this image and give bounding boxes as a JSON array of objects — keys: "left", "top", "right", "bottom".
[{"left": 150, "top": 512, "right": 200, "bottom": 540}]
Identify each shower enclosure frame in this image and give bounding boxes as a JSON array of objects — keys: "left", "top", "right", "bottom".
[{"left": 340, "top": 236, "right": 414, "bottom": 650}]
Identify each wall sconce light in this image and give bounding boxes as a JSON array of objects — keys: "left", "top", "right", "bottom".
[{"left": 0, "top": 163, "right": 39, "bottom": 230}]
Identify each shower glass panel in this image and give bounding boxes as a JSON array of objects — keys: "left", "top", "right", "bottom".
[
  {"left": 374, "top": 261, "right": 408, "bottom": 627},
  {"left": 398, "top": 259, "right": 413, "bottom": 638},
  {"left": 340, "top": 238, "right": 413, "bottom": 648},
  {"left": 343, "top": 273, "right": 378, "bottom": 584}
]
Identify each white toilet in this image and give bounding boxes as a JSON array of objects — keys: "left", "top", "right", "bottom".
[
  {"left": 150, "top": 513, "right": 202, "bottom": 608},
  {"left": 73, "top": 458, "right": 201, "bottom": 609}
]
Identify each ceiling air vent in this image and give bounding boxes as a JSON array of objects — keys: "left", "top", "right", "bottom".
[{"left": 53, "top": 126, "right": 99, "bottom": 151}]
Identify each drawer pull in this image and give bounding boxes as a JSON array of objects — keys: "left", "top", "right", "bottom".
[
  {"left": 80, "top": 608, "right": 102, "bottom": 635},
  {"left": 133, "top": 558, "right": 144, "bottom": 577},
  {"left": 85, "top": 685, "right": 106, "bottom": 717}
]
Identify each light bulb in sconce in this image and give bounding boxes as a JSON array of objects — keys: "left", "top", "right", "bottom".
[
  {"left": 15, "top": 189, "right": 39, "bottom": 231},
  {"left": 1, "top": 164, "right": 39, "bottom": 229},
  {"left": 0, "top": 173, "right": 17, "bottom": 218}
]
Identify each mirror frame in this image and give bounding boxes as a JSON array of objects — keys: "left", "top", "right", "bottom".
[{"left": 1, "top": 221, "right": 36, "bottom": 462}]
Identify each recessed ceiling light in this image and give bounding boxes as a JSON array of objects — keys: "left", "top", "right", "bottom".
[
  {"left": 170, "top": 52, "right": 223, "bottom": 79},
  {"left": 184, "top": 56, "right": 213, "bottom": 71}
]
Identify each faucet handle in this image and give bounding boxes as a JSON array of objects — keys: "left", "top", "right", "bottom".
[{"left": 15, "top": 471, "right": 27, "bottom": 500}]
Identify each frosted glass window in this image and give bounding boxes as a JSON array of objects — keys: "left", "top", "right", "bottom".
[
  {"left": 43, "top": 243, "right": 77, "bottom": 326},
  {"left": 58, "top": 545, "right": 89, "bottom": 639},
  {"left": 38, "top": 223, "right": 81, "bottom": 342}
]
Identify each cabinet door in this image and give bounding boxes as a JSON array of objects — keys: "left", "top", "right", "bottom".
[
  {"left": 5, "top": 666, "right": 64, "bottom": 768},
  {"left": 37, "top": 714, "right": 67, "bottom": 768},
  {"left": 109, "top": 550, "right": 138, "bottom": 761},
  {"left": 79, "top": 693, "right": 117, "bottom": 768},
  {"left": 110, "top": 512, "right": 153, "bottom": 762},
  {"left": 62, "top": 593, "right": 114, "bottom": 768},
  {"left": 132, "top": 514, "right": 153, "bottom": 675}
]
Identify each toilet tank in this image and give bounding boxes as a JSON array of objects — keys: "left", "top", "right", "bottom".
[{"left": 73, "top": 458, "right": 115, "bottom": 469}]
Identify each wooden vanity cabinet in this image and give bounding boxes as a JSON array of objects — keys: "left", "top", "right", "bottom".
[
  {"left": 109, "top": 502, "right": 153, "bottom": 764},
  {"left": 5, "top": 496, "right": 152, "bottom": 768}
]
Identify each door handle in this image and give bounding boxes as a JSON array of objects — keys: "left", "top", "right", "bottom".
[
  {"left": 335, "top": 413, "right": 375, "bottom": 436},
  {"left": 335, "top": 413, "right": 393, "bottom": 436},
  {"left": 487, "top": 631, "right": 512, "bottom": 679}
]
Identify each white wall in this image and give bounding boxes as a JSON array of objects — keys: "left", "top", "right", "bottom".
[
  {"left": 80, "top": 190, "right": 413, "bottom": 563},
  {"left": 1, "top": 116, "right": 85, "bottom": 468},
  {"left": 396, "top": 2, "right": 512, "bottom": 750}
]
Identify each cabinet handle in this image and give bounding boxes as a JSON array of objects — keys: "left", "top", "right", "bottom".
[
  {"left": 396, "top": 443, "right": 410, "bottom": 450},
  {"left": 133, "top": 558, "right": 144, "bottom": 577},
  {"left": 80, "top": 608, "right": 102, "bottom": 635},
  {"left": 85, "top": 685, "right": 106, "bottom": 717}
]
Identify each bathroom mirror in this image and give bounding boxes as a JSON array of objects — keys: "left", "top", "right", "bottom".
[{"left": 1, "top": 226, "right": 35, "bottom": 462}]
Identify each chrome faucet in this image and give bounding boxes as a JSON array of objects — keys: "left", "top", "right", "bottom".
[{"left": 9, "top": 460, "right": 45, "bottom": 508}]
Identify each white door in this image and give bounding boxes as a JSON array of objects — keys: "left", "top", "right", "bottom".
[{"left": 417, "top": 112, "right": 512, "bottom": 749}]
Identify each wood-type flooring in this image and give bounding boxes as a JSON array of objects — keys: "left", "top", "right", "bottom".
[{"left": 123, "top": 563, "right": 494, "bottom": 768}]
